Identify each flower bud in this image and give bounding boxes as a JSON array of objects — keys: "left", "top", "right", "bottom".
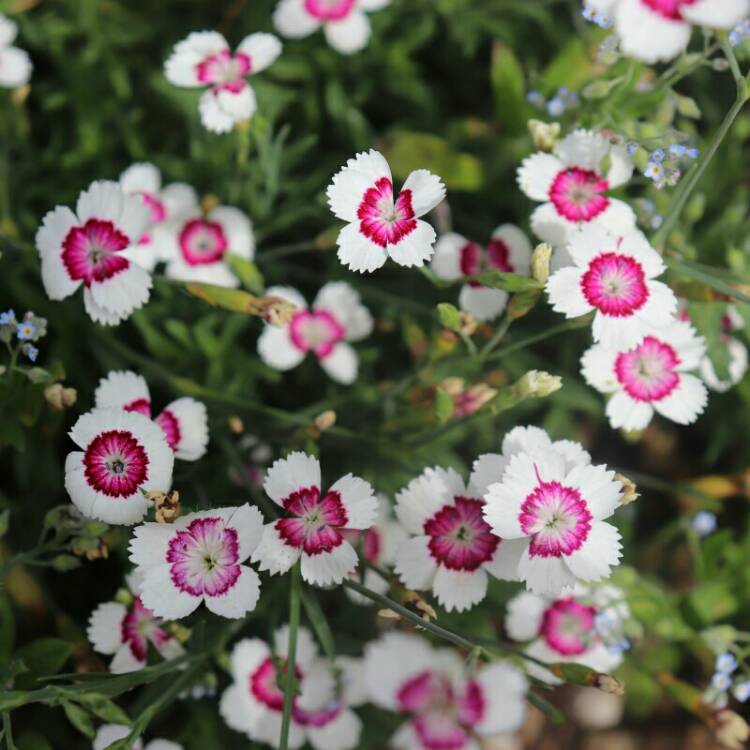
[
  {"left": 715, "top": 709, "right": 750, "bottom": 749},
  {"left": 44, "top": 383, "right": 78, "bottom": 411},
  {"left": 528, "top": 119, "right": 560, "bottom": 151},
  {"left": 228, "top": 415, "right": 244, "bottom": 434},
  {"left": 263, "top": 296, "right": 297, "bottom": 327},
  {"left": 531, "top": 243, "right": 552, "bottom": 284},
  {"left": 515, "top": 370, "right": 562, "bottom": 399},
  {"left": 614, "top": 473, "right": 639, "bottom": 505},
  {"left": 201, "top": 193, "right": 220, "bottom": 214},
  {"left": 146, "top": 490, "right": 181, "bottom": 524},
  {"left": 313, "top": 410, "right": 336, "bottom": 433}
]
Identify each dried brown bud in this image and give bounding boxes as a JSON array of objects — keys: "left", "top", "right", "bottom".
[
  {"left": 594, "top": 673, "right": 625, "bottom": 696},
  {"left": 460, "top": 312, "right": 478, "bottom": 337},
  {"left": 228, "top": 415, "right": 244, "bottom": 434},
  {"left": 715, "top": 709, "right": 750, "bottom": 750},
  {"left": 403, "top": 590, "right": 437, "bottom": 622},
  {"left": 44, "top": 383, "right": 77, "bottom": 411},
  {"left": 377, "top": 608, "right": 401, "bottom": 621},
  {"left": 146, "top": 490, "right": 181, "bottom": 524},
  {"left": 263, "top": 296, "right": 297, "bottom": 327},
  {"left": 614, "top": 473, "right": 640, "bottom": 505},
  {"left": 83, "top": 540, "right": 109, "bottom": 561},
  {"left": 314, "top": 410, "right": 336, "bottom": 433}
]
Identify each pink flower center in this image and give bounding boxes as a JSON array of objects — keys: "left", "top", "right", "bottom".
[
  {"left": 304, "top": 0, "right": 357, "bottom": 20},
  {"left": 357, "top": 177, "right": 417, "bottom": 249},
  {"left": 155, "top": 409, "right": 182, "bottom": 452},
  {"left": 614, "top": 335, "right": 681, "bottom": 402},
  {"left": 121, "top": 596, "right": 172, "bottom": 662},
  {"left": 289, "top": 309, "right": 345, "bottom": 359},
  {"left": 581, "top": 252, "right": 649, "bottom": 317},
  {"left": 539, "top": 598, "right": 597, "bottom": 656},
  {"left": 62, "top": 219, "right": 131, "bottom": 287},
  {"left": 250, "top": 657, "right": 303, "bottom": 712},
  {"left": 178, "top": 218, "right": 228, "bottom": 266},
  {"left": 276, "top": 486, "right": 348, "bottom": 555},
  {"left": 641, "top": 0, "right": 697, "bottom": 20},
  {"left": 83, "top": 429, "right": 149, "bottom": 497},
  {"left": 460, "top": 238, "right": 515, "bottom": 288},
  {"left": 397, "top": 671, "right": 485, "bottom": 750},
  {"left": 196, "top": 49, "right": 251, "bottom": 93},
  {"left": 166, "top": 517, "right": 240, "bottom": 597},
  {"left": 519, "top": 469, "right": 592, "bottom": 558},
  {"left": 138, "top": 191, "right": 167, "bottom": 224},
  {"left": 123, "top": 398, "right": 152, "bottom": 417},
  {"left": 549, "top": 168, "right": 610, "bottom": 222},
  {"left": 423, "top": 497, "right": 500, "bottom": 572}
]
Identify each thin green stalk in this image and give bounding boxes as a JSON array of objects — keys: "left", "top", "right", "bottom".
[
  {"left": 2, "top": 712, "right": 16, "bottom": 750},
  {"left": 280, "top": 562, "right": 302, "bottom": 750},
  {"left": 480, "top": 314, "right": 512, "bottom": 358}
]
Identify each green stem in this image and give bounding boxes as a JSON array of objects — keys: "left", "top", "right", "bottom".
[
  {"left": 2, "top": 711, "right": 16, "bottom": 750},
  {"left": 480, "top": 314, "right": 512, "bottom": 358},
  {"left": 279, "top": 562, "right": 302, "bottom": 750}
]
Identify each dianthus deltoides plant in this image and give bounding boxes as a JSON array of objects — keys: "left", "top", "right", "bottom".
[{"left": 3, "top": 2, "right": 750, "bottom": 749}]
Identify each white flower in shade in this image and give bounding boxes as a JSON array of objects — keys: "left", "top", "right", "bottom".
[
  {"left": 160, "top": 199, "right": 254, "bottom": 288},
  {"left": 93, "top": 724, "right": 182, "bottom": 750},
  {"left": 129, "top": 504, "right": 264, "bottom": 620},
  {"left": 696, "top": 306, "right": 748, "bottom": 393},
  {"left": 344, "top": 494, "right": 408, "bottom": 604},
  {"left": 431, "top": 225, "right": 533, "bottom": 322},
  {"left": 220, "top": 627, "right": 364, "bottom": 750},
  {"left": 546, "top": 225, "right": 678, "bottom": 350},
  {"left": 517, "top": 129, "right": 635, "bottom": 250},
  {"left": 586, "top": 0, "right": 749, "bottom": 63},
  {"left": 327, "top": 150, "right": 446, "bottom": 273},
  {"left": 35, "top": 181, "right": 152, "bottom": 326},
  {"left": 95, "top": 370, "right": 209, "bottom": 461},
  {"left": 273, "top": 0, "right": 390, "bottom": 55},
  {"left": 393, "top": 466, "right": 526, "bottom": 613},
  {"left": 364, "top": 632, "right": 528, "bottom": 749},
  {"left": 581, "top": 319, "right": 708, "bottom": 431},
  {"left": 483, "top": 426, "right": 624, "bottom": 595},
  {"left": 164, "top": 31, "right": 282, "bottom": 133},
  {"left": 505, "top": 585, "right": 628, "bottom": 684},
  {"left": 87, "top": 580, "right": 184, "bottom": 673},
  {"left": 65, "top": 408, "right": 174, "bottom": 525},
  {"left": 252, "top": 452, "right": 378, "bottom": 586},
  {"left": 257, "top": 282, "right": 373, "bottom": 385},
  {"left": 0, "top": 14, "right": 32, "bottom": 88},
  {"left": 118, "top": 163, "right": 199, "bottom": 271}
]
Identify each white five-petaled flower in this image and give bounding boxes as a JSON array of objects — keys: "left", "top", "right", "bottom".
[
  {"left": 129, "top": 504, "right": 264, "bottom": 620},
  {"left": 65, "top": 408, "right": 174, "bottom": 525},
  {"left": 546, "top": 225, "right": 678, "bottom": 350},
  {"left": 220, "top": 627, "right": 365, "bottom": 750},
  {"left": 483, "top": 426, "right": 624, "bottom": 595},
  {"left": 165, "top": 30, "right": 282, "bottom": 133},
  {"left": 393, "top": 466, "right": 525, "bottom": 613},
  {"left": 581, "top": 319, "right": 708, "bottom": 431},
  {"left": 364, "top": 631, "right": 528, "bottom": 750},
  {"left": 430, "top": 225, "right": 533, "bottom": 322},
  {"left": 118, "top": 163, "right": 199, "bottom": 271},
  {"left": 257, "top": 282, "right": 373, "bottom": 385},
  {"left": 0, "top": 14, "right": 32, "bottom": 88},
  {"left": 87, "top": 578, "right": 185, "bottom": 674},
  {"left": 505, "top": 585, "right": 628, "bottom": 684},
  {"left": 252, "top": 452, "right": 378, "bottom": 585},
  {"left": 273, "top": 0, "right": 390, "bottom": 55},
  {"left": 36, "top": 181, "right": 152, "bottom": 326},
  {"left": 344, "top": 494, "right": 408, "bottom": 604},
  {"left": 159, "top": 195, "right": 254, "bottom": 288},
  {"left": 95, "top": 370, "right": 209, "bottom": 461},
  {"left": 327, "top": 150, "right": 446, "bottom": 273},
  {"left": 93, "top": 724, "right": 182, "bottom": 750},
  {"left": 517, "top": 129, "right": 635, "bottom": 252},
  {"left": 585, "top": 0, "right": 750, "bottom": 63}
]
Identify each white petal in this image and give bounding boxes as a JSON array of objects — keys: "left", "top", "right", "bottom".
[
  {"left": 0, "top": 15, "right": 18, "bottom": 46},
  {"left": 265, "top": 284, "right": 308, "bottom": 309},
  {"left": 274, "top": 0, "right": 321, "bottom": 38},
  {"left": 564, "top": 462, "right": 622, "bottom": 521},
  {"left": 313, "top": 282, "right": 373, "bottom": 341},
  {"left": 93, "top": 726, "right": 132, "bottom": 750},
  {"left": 505, "top": 591, "right": 547, "bottom": 641},
  {"left": 459, "top": 285, "right": 508, "bottom": 322},
  {"left": 591, "top": 310, "right": 648, "bottom": 350},
  {"left": 323, "top": 9, "right": 371, "bottom": 54},
  {"left": 581, "top": 344, "right": 619, "bottom": 394},
  {"left": 607, "top": 143, "right": 635, "bottom": 188},
  {"left": 95, "top": 370, "right": 151, "bottom": 411},
  {"left": 474, "top": 662, "right": 528, "bottom": 734},
  {"left": 336, "top": 222, "right": 388, "bottom": 273},
  {"left": 617, "top": 230, "right": 664, "bottom": 278},
  {"left": 205, "top": 565, "right": 261, "bottom": 618},
  {"left": 158, "top": 397, "right": 209, "bottom": 461},
  {"left": 258, "top": 324, "right": 306, "bottom": 372},
  {"left": 228, "top": 503, "right": 265, "bottom": 560},
  {"left": 228, "top": 637, "right": 271, "bottom": 684},
  {"left": 199, "top": 86, "right": 257, "bottom": 133},
  {"left": 109, "top": 643, "right": 145, "bottom": 674},
  {"left": 394, "top": 535, "right": 438, "bottom": 590},
  {"left": 483, "top": 537, "right": 525, "bottom": 581},
  {"left": 87, "top": 602, "right": 127, "bottom": 655},
  {"left": 208, "top": 205, "right": 254, "bottom": 260},
  {"left": 546, "top": 266, "right": 590, "bottom": 318},
  {"left": 0, "top": 46, "right": 31, "bottom": 88},
  {"left": 88, "top": 263, "right": 152, "bottom": 321},
  {"left": 430, "top": 233, "right": 466, "bottom": 281},
  {"left": 530, "top": 202, "right": 576, "bottom": 247},
  {"left": 139, "top": 563, "right": 200, "bottom": 620},
  {"left": 327, "top": 149, "right": 393, "bottom": 222},
  {"left": 237, "top": 32, "right": 282, "bottom": 74},
  {"left": 395, "top": 468, "right": 454, "bottom": 533},
  {"left": 517, "top": 548, "right": 578, "bottom": 595},
  {"left": 682, "top": 0, "right": 750, "bottom": 27},
  {"left": 564, "top": 521, "right": 622, "bottom": 582},
  {"left": 252, "top": 521, "right": 301, "bottom": 575},
  {"left": 161, "top": 183, "right": 200, "bottom": 221},
  {"left": 36, "top": 206, "right": 82, "bottom": 300},
  {"left": 301, "top": 541, "right": 358, "bottom": 585},
  {"left": 358, "top": 0, "right": 391, "bottom": 8},
  {"left": 401, "top": 169, "right": 446, "bottom": 218},
  {"left": 614, "top": 0, "right": 692, "bottom": 63},
  {"left": 470, "top": 453, "right": 507, "bottom": 497},
  {"left": 596, "top": 199, "right": 637, "bottom": 238},
  {"left": 432, "top": 566, "right": 487, "bottom": 612},
  {"left": 165, "top": 256, "right": 239, "bottom": 287},
  {"left": 517, "top": 152, "right": 563, "bottom": 201},
  {"left": 566, "top": 223, "right": 616, "bottom": 268},
  {"left": 701, "top": 337, "right": 748, "bottom": 392},
  {"left": 492, "top": 223, "right": 533, "bottom": 275},
  {"left": 307, "top": 709, "right": 362, "bottom": 750},
  {"left": 264, "top": 451, "right": 321, "bottom": 504},
  {"left": 387, "top": 219, "right": 437, "bottom": 268},
  {"left": 555, "top": 129, "right": 610, "bottom": 172},
  {"left": 164, "top": 31, "right": 229, "bottom": 87},
  {"left": 120, "top": 163, "right": 161, "bottom": 195},
  {"left": 501, "top": 425, "right": 553, "bottom": 457},
  {"left": 606, "top": 390, "right": 654, "bottom": 431},
  {"left": 275, "top": 624, "right": 319, "bottom": 667},
  {"left": 328, "top": 474, "right": 377, "bottom": 529},
  {"left": 319, "top": 342, "right": 359, "bottom": 384},
  {"left": 128, "top": 522, "right": 174, "bottom": 568},
  {"left": 653, "top": 373, "right": 708, "bottom": 424}
]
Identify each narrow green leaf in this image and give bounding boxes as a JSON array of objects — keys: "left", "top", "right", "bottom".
[
  {"left": 437, "top": 303, "right": 463, "bottom": 332},
  {"left": 435, "top": 388, "right": 455, "bottom": 424},
  {"left": 300, "top": 590, "right": 336, "bottom": 662},
  {"left": 61, "top": 701, "right": 95, "bottom": 739},
  {"left": 72, "top": 693, "right": 131, "bottom": 725},
  {"left": 490, "top": 42, "right": 526, "bottom": 134},
  {"left": 226, "top": 255, "right": 265, "bottom": 295}
]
